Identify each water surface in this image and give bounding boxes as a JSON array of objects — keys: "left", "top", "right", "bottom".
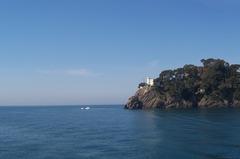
[{"left": 0, "top": 106, "right": 240, "bottom": 159}]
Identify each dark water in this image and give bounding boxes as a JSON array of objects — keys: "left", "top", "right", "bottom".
[{"left": 0, "top": 106, "right": 240, "bottom": 159}]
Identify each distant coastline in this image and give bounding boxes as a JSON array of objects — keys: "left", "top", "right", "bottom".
[{"left": 125, "top": 58, "right": 240, "bottom": 109}]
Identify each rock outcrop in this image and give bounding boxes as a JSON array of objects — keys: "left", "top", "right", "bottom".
[{"left": 125, "top": 58, "right": 240, "bottom": 109}]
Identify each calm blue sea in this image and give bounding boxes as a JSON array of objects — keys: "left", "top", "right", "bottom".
[{"left": 0, "top": 105, "right": 240, "bottom": 159}]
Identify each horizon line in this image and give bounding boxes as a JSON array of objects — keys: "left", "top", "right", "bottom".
[{"left": 0, "top": 104, "right": 123, "bottom": 107}]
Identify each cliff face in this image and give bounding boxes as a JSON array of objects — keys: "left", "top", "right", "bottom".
[{"left": 125, "top": 58, "right": 240, "bottom": 109}]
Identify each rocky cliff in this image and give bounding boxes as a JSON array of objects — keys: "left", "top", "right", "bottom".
[{"left": 125, "top": 58, "right": 240, "bottom": 109}]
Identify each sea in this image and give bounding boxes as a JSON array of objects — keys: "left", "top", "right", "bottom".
[{"left": 0, "top": 105, "right": 240, "bottom": 159}]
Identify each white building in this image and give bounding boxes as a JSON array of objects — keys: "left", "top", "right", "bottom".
[
  {"left": 146, "top": 77, "right": 154, "bottom": 86},
  {"left": 237, "top": 68, "right": 240, "bottom": 73}
]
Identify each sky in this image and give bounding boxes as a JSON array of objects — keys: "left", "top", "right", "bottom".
[{"left": 0, "top": 0, "right": 240, "bottom": 105}]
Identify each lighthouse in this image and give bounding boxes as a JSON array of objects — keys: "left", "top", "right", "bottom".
[
  {"left": 146, "top": 77, "right": 154, "bottom": 86},
  {"left": 237, "top": 68, "right": 240, "bottom": 73}
]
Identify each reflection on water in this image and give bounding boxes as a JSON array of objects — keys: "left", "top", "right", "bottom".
[{"left": 0, "top": 106, "right": 240, "bottom": 159}]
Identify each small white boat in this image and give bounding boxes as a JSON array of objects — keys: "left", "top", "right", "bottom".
[
  {"left": 81, "top": 107, "right": 84, "bottom": 110},
  {"left": 85, "top": 107, "right": 90, "bottom": 110}
]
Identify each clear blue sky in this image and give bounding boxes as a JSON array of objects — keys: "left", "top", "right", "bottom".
[{"left": 0, "top": 0, "right": 239, "bottom": 105}]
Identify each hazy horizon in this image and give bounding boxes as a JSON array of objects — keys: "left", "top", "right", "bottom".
[{"left": 0, "top": 0, "right": 240, "bottom": 105}]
